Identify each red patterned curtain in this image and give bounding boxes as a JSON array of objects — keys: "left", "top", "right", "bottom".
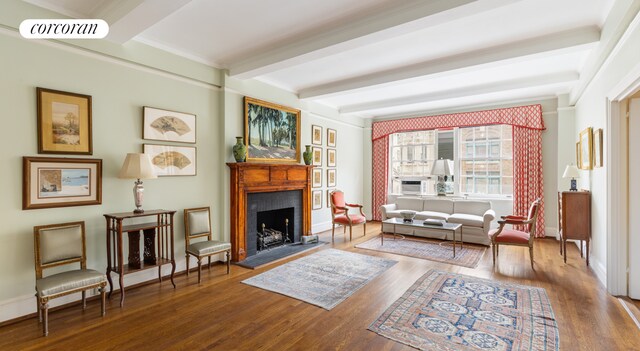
[{"left": 371, "top": 105, "right": 545, "bottom": 237}]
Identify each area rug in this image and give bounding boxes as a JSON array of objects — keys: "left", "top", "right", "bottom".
[
  {"left": 242, "top": 249, "right": 397, "bottom": 310},
  {"left": 355, "top": 236, "right": 486, "bottom": 268},
  {"left": 369, "top": 270, "right": 559, "bottom": 351},
  {"left": 236, "top": 241, "right": 327, "bottom": 269}
]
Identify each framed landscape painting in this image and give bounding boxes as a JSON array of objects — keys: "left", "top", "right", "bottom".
[
  {"left": 143, "top": 144, "right": 196, "bottom": 176},
  {"left": 143, "top": 106, "right": 196, "bottom": 143},
  {"left": 37, "top": 88, "right": 92, "bottom": 155},
  {"left": 244, "top": 97, "right": 300, "bottom": 162},
  {"left": 23, "top": 157, "right": 102, "bottom": 210}
]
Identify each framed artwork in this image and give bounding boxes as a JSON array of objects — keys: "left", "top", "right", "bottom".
[
  {"left": 143, "top": 144, "right": 197, "bottom": 176},
  {"left": 244, "top": 96, "right": 300, "bottom": 162},
  {"left": 143, "top": 106, "right": 196, "bottom": 143},
  {"left": 327, "top": 189, "right": 335, "bottom": 208},
  {"left": 312, "top": 125, "right": 322, "bottom": 145},
  {"left": 579, "top": 127, "right": 593, "bottom": 170},
  {"left": 37, "top": 87, "right": 92, "bottom": 155},
  {"left": 23, "top": 157, "right": 102, "bottom": 210},
  {"left": 312, "top": 190, "right": 322, "bottom": 210},
  {"left": 312, "top": 147, "right": 322, "bottom": 166},
  {"left": 327, "top": 128, "right": 336, "bottom": 147},
  {"left": 576, "top": 142, "right": 581, "bottom": 169},
  {"left": 327, "top": 148, "right": 336, "bottom": 167},
  {"left": 312, "top": 168, "right": 322, "bottom": 188},
  {"left": 593, "top": 128, "right": 603, "bottom": 168},
  {"left": 327, "top": 169, "right": 336, "bottom": 187}
]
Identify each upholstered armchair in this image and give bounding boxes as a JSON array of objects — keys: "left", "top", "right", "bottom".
[
  {"left": 184, "top": 207, "right": 231, "bottom": 284},
  {"left": 329, "top": 190, "right": 366, "bottom": 241},
  {"left": 33, "top": 221, "right": 107, "bottom": 336},
  {"left": 488, "top": 198, "right": 541, "bottom": 269}
]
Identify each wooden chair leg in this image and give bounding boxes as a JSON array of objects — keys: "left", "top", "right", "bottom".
[
  {"left": 208, "top": 256, "right": 212, "bottom": 269},
  {"left": 42, "top": 302, "right": 49, "bottom": 336},
  {"left": 349, "top": 225, "right": 353, "bottom": 241},
  {"left": 82, "top": 291, "right": 86, "bottom": 310},
  {"left": 100, "top": 286, "right": 106, "bottom": 316},
  {"left": 186, "top": 255, "right": 190, "bottom": 276},
  {"left": 332, "top": 224, "right": 335, "bottom": 241},
  {"left": 226, "top": 251, "right": 231, "bottom": 274},
  {"left": 492, "top": 244, "right": 496, "bottom": 266},
  {"left": 529, "top": 246, "right": 534, "bottom": 269},
  {"left": 36, "top": 297, "right": 42, "bottom": 323},
  {"left": 197, "top": 259, "right": 202, "bottom": 284},
  {"left": 496, "top": 244, "right": 499, "bottom": 256},
  {"left": 363, "top": 222, "right": 367, "bottom": 236}
]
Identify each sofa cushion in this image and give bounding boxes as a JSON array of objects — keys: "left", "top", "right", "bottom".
[
  {"left": 396, "top": 197, "right": 424, "bottom": 212},
  {"left": 448, "top": 213, "right": 484, "bottom": 227},
  {"left": 385, "top": 210, "right": 403, "bottom": 219},
  {"left": 423, "top": 199, "right": 454, "bottom": 214},
  {"left": 453, "top": 200, "right": 491, "bottom": 216},
  {"left": 416, "top": 211, "right": 450, "bottom": 221}
]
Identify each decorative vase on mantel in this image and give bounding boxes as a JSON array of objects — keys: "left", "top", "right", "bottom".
[
  {"left": 303, "top": 145, "right": 313, "bottom": 165},
  {"left": 232, "top": 136, "right": 247, "bottom": 162}
]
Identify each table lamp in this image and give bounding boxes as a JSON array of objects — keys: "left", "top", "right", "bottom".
[
  {"left": 119, "top": 153, "right": 157, "bottom": 213},
  {"left": 562, "top": 164, "right": 580, "bottom": 191},
  {"left": 430, "top": 158, "right": 453, "bottom": 196}
]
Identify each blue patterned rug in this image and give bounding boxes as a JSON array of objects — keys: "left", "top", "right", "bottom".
[
  {"left": 369, "top": 270, "right": 559, "bottom": 350},
  {"left": 242, "top": 249, "right": 397, "bottom": 310}
]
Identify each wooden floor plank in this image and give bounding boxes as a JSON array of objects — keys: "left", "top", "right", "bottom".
[{"left": 1, "top": 222, "right": 639, "bottom": 350}]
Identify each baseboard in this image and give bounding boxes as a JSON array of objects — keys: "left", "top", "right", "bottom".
[
  {"left": 312, "top": 220, "right": 335, "bottom": 234},
  {"left": 590, "top": 255, "right": 608, "bottom": 288},
  {"left": 0, "top": 254, "right": 227, "bottom": 324},
  {"left": 545, "top": 227, "right": 558, "bottom": 238}
]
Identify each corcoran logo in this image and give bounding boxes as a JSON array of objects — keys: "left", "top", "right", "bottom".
[{"left": 19, "top": 19, "right": 109, "bottom": 39}]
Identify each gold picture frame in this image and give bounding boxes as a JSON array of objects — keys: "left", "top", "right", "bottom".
[
  {"left": 327, "top": 128, "right": 337, "bottom": 147},
  {"left": 593, "top": 128, "right": 603, "bottom": 168},
  {"left": 312, "top": 146, "right": 322, "bottom": 166},
  {"left": 327, "top": 169, "right": 336, "bottom": 187},
  {"left": 37, "top": 88, "right": 92, "bottom": 155},
  {"left": 312, "top": 125, "right": 322, "bottom": 145},
  {"left": 244, "top": 97, "right": 300, "bottom": 163},
  {"left": 576, "top": 141, "right": 582, "bottom": 169},
  {"left": 312, "top": 168, "right": 322, "bottom": 188},
  {"left": 23, "top": 156, "right": 102, "bottom": 210},
  {"left": 579, "top": 127, "right": 593, "bottom": 170},
  {"left": 327, "top": 148, "right": 336, "bottom": 167}
]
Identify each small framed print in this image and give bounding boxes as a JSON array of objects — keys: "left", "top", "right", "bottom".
[
  {"left": 312, "top": 125, "right": 322, "bottom": 145},
  {"left": 312, "top": 168, "right": 322, "bottom": 188},
  {"left": 37, "top": 88, "right": 92, "bottom": 155},
  {"left": 312, "top": 147, "right": 322, "bottom": 166},
  {"left": 327, "top": 128, "right": 336, "bottom": 147},
  {"left": 327, "top": 169, "right": 336, "bottom": 187},
  {"left": 579, "top": 127, "right": 593, "bottom": 170},
  {"left": 143, "top": 144, "right": 197, "bottom": 176},
  {"left": 23, "top": 157, "right": 102, "bottom": 210},
  {"left": 312, "top": 190, "right": 322, "bottom": 210},
  {"left": 576, "top": 141, "right": 581, "bottom": 169},
  {"left": 143, "top": 106, "right": 196, "bottom": 143},
  {"left": 593, "top": 128, "right": 603, "bottom": 168},
  {"left": 327, "top": 148, "right": 336, "bottom": 167},
  {"left": 327, "top": 189, "right": 335, "bottom": 208}
]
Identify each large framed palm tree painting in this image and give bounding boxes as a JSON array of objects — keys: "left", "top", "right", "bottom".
[{"left": 244, "top": 97, "right": 300, "bottom": 162}]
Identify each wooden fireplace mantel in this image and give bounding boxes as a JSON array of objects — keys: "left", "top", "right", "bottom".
[{"left": 227, "top": 162, "right": 313, "bottom": 262}]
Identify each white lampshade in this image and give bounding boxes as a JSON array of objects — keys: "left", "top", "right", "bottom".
[
  {"left": 119, "top": 153, "right": 157, "bottom": 180},
  {"left": 562, "top": 164, "right": 580, "bottom": 179},
  {"left": 430, "top": 158, "right": 453, "bottom": 176}
]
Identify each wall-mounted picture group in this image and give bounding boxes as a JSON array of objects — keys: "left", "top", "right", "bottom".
[{"left": 310, "top": 125, "right": 337, "bottom": 210}]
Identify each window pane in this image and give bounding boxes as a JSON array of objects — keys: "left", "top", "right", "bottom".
[
  {"left": 501, "top": 177, "right": 513, "bottom": 195},
  {"left": 488, "top": 178, "right": 500, "bottom": 194},
  {"left": 426, "top": 145, "right": 436, "bottom": 160},
  {"left": 474, "top": 161, "right": 488, "bottom": 175},
  {"left": 460, "top": 160, "right": 474, "bottom": 176},
  {"left": 502, "top": 125, "right": 513, "bottom": 140},
  {"left": 460, "top": 177, "right": 473, "bottom": 193},
  {"left": 475, "top": 177, "right": 488, "bottom": 194},
  {"left": 488, "top": 161, "right": 500, "bottom": 176},
  {"left": 425, "top": 131, "right": 435, "bottom": 143},
  {"left": 475, "top": 142, "right": 487, "bottom": 157},
  {"left": 487, "top": 125, "right": 501, "bottom": 140},
  {"left": 414, "top": 145, "right": 424, "bottom": 160},
  {"left": 392, "top": 179, "right": 401, "bottom": 193},
  {"left": 460, "top": 128, "right": 474, "bottom": 142},
  {"left": 489, "top": 141, "right": 500, "bottom": 158},
  {"left": 474, "top": 126, "right": 487, "bottom": 140},
  {"left": 392, "top": 147, "right": 401, "bottom": 160},
  {"left": 501, "top": 141, "right": 512, "bottom": 158},
  {"left": 461, "top": 143, "right": 473, "bottom": 158},
  {"left": 402, "top": 147, "right": 410, "bottom": 161},
  {"left": 501, "top": 160, "right": 513, "bottom": 177}
]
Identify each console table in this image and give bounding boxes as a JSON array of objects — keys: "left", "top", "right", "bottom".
[
  {"left": 558, "top": 191, "right": 591, "bottom": 265},
  {"left": 104, "top": 210, "right": 176, "bottom": 307}
]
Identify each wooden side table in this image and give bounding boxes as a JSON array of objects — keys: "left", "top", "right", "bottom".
[
  {"left": 104, "top": 210, "right": 176, "bottom": 307},
  {"left": 558, "top": 191, "right": 591, "bottom": 265}
]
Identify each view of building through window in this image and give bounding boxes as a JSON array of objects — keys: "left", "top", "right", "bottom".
[{"left": 389, "top": 125, "right": 513, "bottom": 196}]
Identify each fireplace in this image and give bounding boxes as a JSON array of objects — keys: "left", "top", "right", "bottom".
[
  {"left": 246, "top": 190, "right": 302, "bottom": 257},
  {"left": 227, "top": 163, "right": 313, "bottom": 262}
]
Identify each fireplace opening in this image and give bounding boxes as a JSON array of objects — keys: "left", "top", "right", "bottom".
[{"left": 257, "top": 207, "right": 294, "bottom": 252}]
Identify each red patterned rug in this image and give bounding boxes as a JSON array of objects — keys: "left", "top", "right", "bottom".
[
  {"left": 355, "top": 235, "right": 486, "bottom": 268},
  {"left": 369, "top": 270, "right": 559, "bottom": 351}
]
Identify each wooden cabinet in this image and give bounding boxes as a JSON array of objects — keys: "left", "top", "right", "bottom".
[{"left": 558, "top": 191, "right": 591, "bottom": 265}]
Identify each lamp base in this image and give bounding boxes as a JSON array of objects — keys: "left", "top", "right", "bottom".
[
  {"left": 436, "top": 179, "right": 447, "bottom": 196},
  {"left": 133, "top": 179, "right": 145, "bottom": 214},
  {"left": 133, "top": 208, "right": 144, "bottom": 214},
  {"left": 570, "top": 178, "right": 577, "bottom": 191}
]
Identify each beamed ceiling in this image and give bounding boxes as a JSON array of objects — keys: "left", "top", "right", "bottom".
[{"left": 24, "top": 0, "right": 636, "bottom": 119}]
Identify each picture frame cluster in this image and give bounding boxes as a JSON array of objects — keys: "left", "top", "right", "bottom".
[{"left": 311, "top": 125, "right": 337, "bottom": 210}]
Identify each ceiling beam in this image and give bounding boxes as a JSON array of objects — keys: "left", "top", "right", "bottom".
[
  {"left": 339, "top": 71, "right": 580, "bottom": 114},
  {"left": 299, "top": 26, "right": 600, "bottom": 99},
  {"left": 229, "top": 0, "right": 522, "bottom": 79},
  {"left": 94, "top": 0, "right": 193, "bottom": 44}
]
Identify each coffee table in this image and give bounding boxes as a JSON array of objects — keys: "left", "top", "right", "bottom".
[{"left": 381, "top": 218, "right": 463, "bottom": 257}]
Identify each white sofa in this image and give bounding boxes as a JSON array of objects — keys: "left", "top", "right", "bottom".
[{"left": 380, "top": 197, "right": 495, "bottom": 246}]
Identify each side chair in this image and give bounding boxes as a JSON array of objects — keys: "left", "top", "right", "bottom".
[
  {"left": 33, "top": 221, "right": 107, "bottom": 336},
  {"left": 184, "top": 207, "right": 231, "bottom": 284},
  {"left": 329, "top": 190, "right": 367, "bottom": 241},
  {"left": 488, "top": 198, "right": 541, "bottom": 269}
]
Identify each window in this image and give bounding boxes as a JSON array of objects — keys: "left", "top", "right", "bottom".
[
  {"left": 389, "top": 125, "right": 513, "bottom": 197},
  {"left": 459, "top": 125, "right": 513, "bottom": 196}
]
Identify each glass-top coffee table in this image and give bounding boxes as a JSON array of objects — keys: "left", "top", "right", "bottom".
[{"left": 381, "top": 218, "right": 463, "bottom": 257}]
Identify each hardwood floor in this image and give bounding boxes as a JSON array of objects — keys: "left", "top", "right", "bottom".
[{"left": 2, "top": 222, "right": 639, "bottom": 350}]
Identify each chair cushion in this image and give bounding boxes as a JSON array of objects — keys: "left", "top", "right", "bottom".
[
  {"left": 331, "top": 191, "right": 346, "bottom": 214},
  {"left": 396, "top": 197, "right": 424, "bottom": 212},
  {"left": 187, "top": 209, "right": 210, "bottom": 236},
  {"left": 187, "top": 240, "right": 231, "bottom": 256},
  {"left": 448, "top": 213, "right": 484, "bottom": 227},
  {"left": 453, "top": 200, "right": 491, "bottom": 216},
  {"left": 415, "top": 211, "right": 449, "bottom": 221},
  {"left": 39, "top": 224, "right": 83, "bottom": 265},
  {"left": 334, "top": 214, "right": 366, "bottom": 225},
  {"left": 423, "top": 199, "right": 454, "bottom": 214},
  {"left": 36, "top": 269, "right": 106, "bottom": 297},
  {"left": 384, "top": 210, "right": 403, "bottom": 219},
  {"left": 490, "top": 229, "right": 530, "bottom": 244}
]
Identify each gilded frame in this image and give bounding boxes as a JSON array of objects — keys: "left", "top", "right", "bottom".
[
  {"left": 593, "top": 128, "right": 603, "bottom": 168},
  {"left": 579, "top": 127, "right": 593, "bottom": 170},
  {"left": 244, "top": 96, "right": 301, "bottom": 163},
  {"left": 23, "top": 157, "right": 102, "bottom": 210},
  {"left": 37, "top": 87, "right": 92, "bottom": 155}
]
